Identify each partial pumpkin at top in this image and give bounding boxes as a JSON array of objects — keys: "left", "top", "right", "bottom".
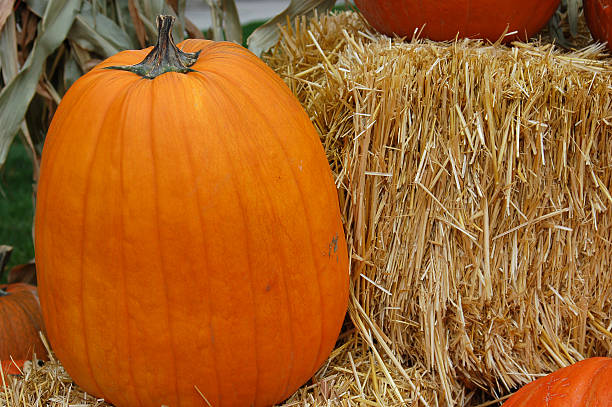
[
  {"left": 584, "top": 0, "right": 612, "bottom": 51},
  {"left": 354, "top": 0, "right": 561, "bottom": 42}
]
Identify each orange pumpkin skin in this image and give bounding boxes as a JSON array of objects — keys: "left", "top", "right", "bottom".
[
  {"left": 502, "top": 357, "right": 612, "bottom": 407},
  {"left": 0, "top": 284, "right": 46, "bottom": 361},
  {"left": 584, "top": 0, "right": 612, "bottom": 50},
  {"left": 34, "top": 35, "right": 349, "bottom": 406},
  {"left": 354, "top": 0, "right": 560, "bottom": 42},
  {"left": 1, "top": 359, "right": 27, "bottom": 375}
]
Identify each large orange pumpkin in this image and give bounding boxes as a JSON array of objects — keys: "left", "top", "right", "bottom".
[
  {"left": 584, "top": 0, "right": 612, "bottom": 51},
  {"left": 0, "top": 283, "right": 46, "bottom": 361},
  {"left": 354, "top": 0, "right": 561, "bottom": 42},
  {"left": 35, "top": 16, "right": 349, "bottom": 407},
  {"left": 502, "top": 357, "right": 612, "bottom": 406}
]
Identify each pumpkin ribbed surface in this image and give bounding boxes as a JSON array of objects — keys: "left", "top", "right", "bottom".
[
  {"left": 35, "top": 38, "right": 349, "bottom": 407},
  {"left": 584, "top": 0, "right": 612, "bottom": 50},
  {"left": 502, "top": 357, "right": 612, "bottom": 407},
  {"left": 354, "top": 0, "right": 560, "bottom": 42},
  {"left": 0, "top": 283, "right": 46, "bottom": 361}
]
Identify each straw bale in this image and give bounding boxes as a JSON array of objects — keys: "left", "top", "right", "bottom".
[{"left": 265, "top": 10, "right": 612, "bottom": 406}]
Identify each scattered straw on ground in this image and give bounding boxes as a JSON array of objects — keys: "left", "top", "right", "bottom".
[{"left": 3, "top": 10, "right": 612, "bottom": 407}]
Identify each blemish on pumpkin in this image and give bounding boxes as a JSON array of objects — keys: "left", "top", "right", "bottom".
[
  {"left": 265, "top": 284, "right": 272, "bottom": 292},
  {"left": 328, "top": 234, "right": 339, "bottom": 257},
  {"left": 544, "top": 377, "right": 570, "bottom": 402},
  {"left": 209, "top": 325, "right": 216, "bottom": 345}
]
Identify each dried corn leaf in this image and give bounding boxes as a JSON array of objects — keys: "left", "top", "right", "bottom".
[
  {"left": 0, "top": 246, "right": 12, "bottom": 277},
  {"left": 0, "top": 13, "right": 19, "bottom": 82},
  {"left": 247, "top": 0, "right": 336, "bottom": 57},
  {"left": 128, "top": 0, "right": 147, "bottom": 46},
  {"left": 62, "top": 49, "right": 82, "bottom": 90},
  {"left": 68, "top": 2, "right": 135, "bottom": 58},
  {"left": 221, "top": 0, "right": 242, "bottom": 44},
  {"left": 565, "top": 0, "right": 581, "bottom": 37},
  {"left": 205, "top": 0, "right": 242, "bottom": 44},
  {"left": 0, "top": 0, "right": 13, "bottom": 33},
  {"left": 0, "top": 0, "right": 81, "bottom": 168},
  {"left": 0, "top": 12, "right": 40, "bottom": 178},
  {"left": 25, "top": 0, "right": 47, "bottom": 17}
]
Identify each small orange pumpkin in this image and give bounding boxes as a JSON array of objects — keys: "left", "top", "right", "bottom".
[
  {"left": 502, "top": 357, "right": 612, "bottom": 406},
  {"left": 35, "top": 15, "right": 349, "bottom": 407},
  {"left": 584, "top": 0, "right": 612, "bottom": 51},
  {"left": 0, "top": 283, "right": 46, "bottom": 361},
  {"left": 354, "top": 0, "right": 560, "bottom": 42}
]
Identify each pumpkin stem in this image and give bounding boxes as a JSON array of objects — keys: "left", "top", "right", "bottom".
[{"left": 106, "top": 15, "right": 200, "bottom": 79}]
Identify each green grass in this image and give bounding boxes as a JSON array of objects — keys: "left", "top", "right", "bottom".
[{"left": 0, "top": 142, "right": 35, "bottom": 270}]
